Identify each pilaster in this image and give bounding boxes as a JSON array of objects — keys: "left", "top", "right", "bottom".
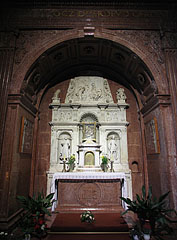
[
  {"left": 0, "top": 32, "right": 16, "bottom": 162},
  {"left": 0, "top": 94, "right": 37, "bottom": 229}
]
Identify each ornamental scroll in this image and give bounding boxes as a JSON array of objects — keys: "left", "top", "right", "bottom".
[{"left": 144, "top": 117, "right": 160, "bottom": 154}]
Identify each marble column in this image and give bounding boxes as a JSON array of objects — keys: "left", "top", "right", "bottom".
[{"left": 164, "top": 49, "right": 177, "bottom": 210}]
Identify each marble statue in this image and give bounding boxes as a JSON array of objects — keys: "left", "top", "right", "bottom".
[
  {"left": 108, "top": 135, "right": 119, "bottom": 162},
  {"left": 116, "top": 88, "right": 127, "bottom": 103},
  {"left": 60, "top": 137, "right": 71, "bottom": 159}
]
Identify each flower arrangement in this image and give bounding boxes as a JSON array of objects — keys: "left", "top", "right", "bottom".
[
  {"left": 17, "top": 191, "right": 55, "bottom": 239},
  {"left": 68, "top": 154, "right": 76, "bottom": 164},
  {"left": 32, "top": 214, "right": 48, "bottom": 238},
  {"left": 80, "top": 210, "right": 95, "bottom": 224},
  {"left": 100, "top": 155, "right": 109, "bottom": 172},
  {"left": 0, "top": 232, "right": 16, "bottom": 240},
  {"left": 101, "top": 155, "right": 109, "bottom": 164},
  {"left": 67, "top": 154, "right": 76, "bottom": 172}
]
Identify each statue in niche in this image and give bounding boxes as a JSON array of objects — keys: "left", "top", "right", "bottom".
[
  {"left": 108, "top": 135, "right": 120, "bottom": 162},
  {"left": 116, "top": 88, "right": 127, "bottom": 103},
  {"left": 59, "top": 137, "right": 71, "bottom": 160}
]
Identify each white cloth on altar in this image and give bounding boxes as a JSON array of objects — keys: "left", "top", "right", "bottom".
[{"left": 50, "top": 172, "right": 127, "bottom": 211}]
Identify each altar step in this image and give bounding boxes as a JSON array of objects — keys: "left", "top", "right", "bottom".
[
  {"left": 46, "top": 212, "right": 130, "bottom": 240},
  {"left": 46, "top": 232, "right": 130, "bottom": 240}
]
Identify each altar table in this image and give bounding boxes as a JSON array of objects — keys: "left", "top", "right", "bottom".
[{"left": 50, "top": 172, "right": 128, "bottom": 212}]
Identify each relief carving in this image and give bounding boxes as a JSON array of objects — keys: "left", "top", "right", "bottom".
[
  {"left": 57, "top": 180, "right": 122, "bottom": 210},
  {"left": 14, "top": 30, "right": 62, "bottom": 65},
  {"left": 115, "top": 30, "right": 165, "bottom": 66},
  {"left": 78, "top": 183, "right": 101, "bottom": 206},
  {"left": 58, "top": 111, "right": 72, "bottom": 122},
  {"left": 65, "top": 76, "right": 113, "bottom": 104},
  {"left": 19, "top": 117, "right": 34, "bottom": 154}
]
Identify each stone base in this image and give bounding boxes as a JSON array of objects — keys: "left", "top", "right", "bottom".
[
  {"left": 57, "top": 179, "right": 122, "bottom": 212},
  {"left": 77, "top": 166, "right": 102, "bottom": 172}
]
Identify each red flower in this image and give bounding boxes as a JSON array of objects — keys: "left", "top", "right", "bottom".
[
  {"left": 35, "top": 224, "right": 40, "bottom": 229},
  {"left": 39, "top": 219, "right": 44, "bottom": 225}
]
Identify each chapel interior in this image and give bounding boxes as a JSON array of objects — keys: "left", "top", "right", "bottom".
[{"left": 0, "top": 0, "right": 177, "bottom": 235}]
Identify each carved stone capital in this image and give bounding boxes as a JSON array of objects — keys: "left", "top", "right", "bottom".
[
  {"left": 162, "top": 32, "right": 177, "bottom": 49},
  {"left": 141, "top": 94, "right": 171, "bottom": 116},
  {"left": 8, "top": 94, "right": 37, "bottom": 116}
]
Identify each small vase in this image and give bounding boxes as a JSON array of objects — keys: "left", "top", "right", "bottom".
[
  {"left": 143, "top": 233, "right": 150, "bottom": 240},
  {"left": 24, "top": 234, "right": 31, "bottom": 240}
]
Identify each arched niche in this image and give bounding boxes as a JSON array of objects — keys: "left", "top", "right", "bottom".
[
  {"left": 58, "top": 132, "right": 72, "bottom": 160},
  {"left": 80, "top": 113, "right": 99, "bottom": 143},
  {"left": 84, "top": 151, "right": 95, "bottom": 167}
]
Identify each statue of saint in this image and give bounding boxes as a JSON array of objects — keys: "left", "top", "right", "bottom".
[
  {"left": 116, "top": 88, "right": 127, "bottom": 103},
  {"left": 60, "top": 137, "right": 71, "bottom": 159},
  {"left": 108, "top": 135, "right": 118, "bottom": 161}
]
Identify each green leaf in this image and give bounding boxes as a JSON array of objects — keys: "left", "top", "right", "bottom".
[
  {"left": 159, "top": 191, "right": 170, "bottom": 203},
  {"left": 142, "top": 185, "right": 146, "bottom": 199},
  {"left": 148, "top": 185, "right": 152, "bottom": 200},
  {"left": 121, "top": 209, "right": 129, "bottom": 215}
]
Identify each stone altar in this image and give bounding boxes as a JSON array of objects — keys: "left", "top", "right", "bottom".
[
  {"left": 47, "top": 76, "right": 132, "bottom": 210},
  {"left": 50, "top": 172, "right": 130, "bottom": 212}
]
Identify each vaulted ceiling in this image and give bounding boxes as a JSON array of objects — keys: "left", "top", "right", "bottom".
[{"left": 24, "top": 37, "right": 155, "bottom": 104}]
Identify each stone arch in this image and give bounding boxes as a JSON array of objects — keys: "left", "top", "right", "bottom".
[
  {"left": 11, "top": 29, "right": 167, "bottom": 103},
  {"left": 11, "top": 31, "right": 165, "bottom": 203},
  {"left": 80, "top": 112, "right": 99, "bottom": 123}
]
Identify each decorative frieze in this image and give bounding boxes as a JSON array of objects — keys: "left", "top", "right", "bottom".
[{"left": 8, "top": 8, "right": 167, "bottom": 30}]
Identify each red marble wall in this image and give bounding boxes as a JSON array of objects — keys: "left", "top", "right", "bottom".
[{"left": 0, "top": 98, "right": 35, "bottom": 219}]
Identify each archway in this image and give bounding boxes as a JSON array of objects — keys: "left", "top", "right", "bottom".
[{"left": 22, "top": 37, "right": 156, "bottom": 202}]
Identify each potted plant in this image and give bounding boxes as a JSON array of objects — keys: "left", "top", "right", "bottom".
[
  {"left": 120, "top": 185, "right": 177, "bottom": 238},
  {"left": 100, "top": 155, "right": 109, "bottom": 172},
  {"left": 80, "top": 210, "right": 95, "bottom": 224},
  {"left": 17, "top": 191, "right": 55, "bottom": 216},
  {"left": 17, "top": 191, "right": 55, "bottom": 239},
  {"left": 67, "top": 154, "right": 76, "bottom": 172}
]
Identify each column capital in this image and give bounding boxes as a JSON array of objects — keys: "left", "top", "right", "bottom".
[{"left": 141, "top": 94, "right": 171, "bottom": 116}]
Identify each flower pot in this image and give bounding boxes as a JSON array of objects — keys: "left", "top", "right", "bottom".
[
  {"left": 133, "top": 235, "right": 139, "bottom": 240},
  {"left": 101, "top": 163, "right": 108, "bottom": 172},
  {"left": 68, "top": 163, "right": 75, "bottom": 172}
]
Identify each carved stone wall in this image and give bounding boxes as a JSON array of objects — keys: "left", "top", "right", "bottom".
[{"left": 49, "top": 76, "right": 130, "bottom": 173}]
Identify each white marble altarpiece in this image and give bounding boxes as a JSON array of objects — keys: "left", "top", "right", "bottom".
[{"left": 47, "top": 76, "right": 132, "bottom": 206}]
